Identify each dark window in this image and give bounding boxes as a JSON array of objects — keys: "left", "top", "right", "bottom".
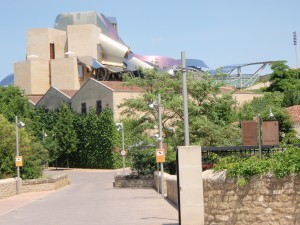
[
  {"left": 50, "top": 43, "right": 55, "bottom": 59},
  {"left": 96, "top": 100, "right": 102, "bottom": 115},
  {"left": 81, "top": 103, "right": 87, "bottom": 115},
  {"left": 78, "top": 65, "right": 84, "bottom": 80}
]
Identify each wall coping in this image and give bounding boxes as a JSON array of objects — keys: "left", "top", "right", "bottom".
[{"left": 22, "top": 174, "right": 68, "bottom": 185}]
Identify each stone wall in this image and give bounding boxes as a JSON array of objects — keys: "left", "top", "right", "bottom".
[
  {"left": 114, "top": 175, "right": 154, "bottom": 188},
  {"left": 0, "top": 174, "right": 69, "bottom": 199},
  {"left": 0, "top": 178, "right": 17, "bottom": 199},
  {"left": 157, "top": 170, "right": 300, "bottom": 225},
  {"left": 22, "top": 174, "right": 69, "bottom": 193}
]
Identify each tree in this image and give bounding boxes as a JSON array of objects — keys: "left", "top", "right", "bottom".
[
  {"left": 0, "top": 86, "right": 33, "bottom": 122},
  {"left": 119, "top": 69, "right": 240, "bottom": 147},
  {"left": 53, "top": 104, "right": 78, "bottom": 168},
  {"left": 0, "top": 114, "right": 48, "bottom": 179},
  {"left": 266, "top": 61, "right": 300, "bottom": 93}
]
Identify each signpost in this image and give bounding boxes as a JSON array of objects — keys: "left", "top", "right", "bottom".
[
  {"left": 156, "top": 149, "right": 165, "bottom": 163},
  {"left": 15, "top": 156, "right": 23, "bottom": 167},
  {"left": 241, "top": 121, "right": 258, "bottom": 146},
  {"left": 262, "top": 121, "right": 279, "bottom": 145},
  {"left": 241, "top": 118, "right": 279, "bottom": 160}
]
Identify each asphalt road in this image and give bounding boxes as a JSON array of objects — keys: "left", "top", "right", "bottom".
[{"left": 0, "top": 169, "right": 178, "bottom": 225}]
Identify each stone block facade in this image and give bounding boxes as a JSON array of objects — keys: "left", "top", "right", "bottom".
[{"left": 157, "top": 170, "right": 300, "bottom": 225}]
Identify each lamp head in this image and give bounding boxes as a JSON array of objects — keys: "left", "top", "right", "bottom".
[
  {"left": 19, "top": 121, "right": 25, "bottom": 127},
  {"left": 116, "top": 123, "right": 123, "bottom": 131},
  {"left": 269, "top": 107, "right": 274, "bottom": 119},
  {"left": 148, "top": 103, "right": 155, "bottom": 109}
]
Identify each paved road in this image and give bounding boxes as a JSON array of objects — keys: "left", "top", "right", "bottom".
[{"left": 0, "top": 169, "right": 178, "bottom": 225}]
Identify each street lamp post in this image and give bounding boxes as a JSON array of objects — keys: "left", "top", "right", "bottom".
[
  {"left": 15, "top": 116, "right": 25, "bottom": 195},
  {"left": 157, "top": 94, "right": 164, "bottom": 198},
  {"left": 116, "top": 123, "right": 125, "bottom": 175},
  {"left": 150, "top": 94, "right": 164, "bottom": 198}
]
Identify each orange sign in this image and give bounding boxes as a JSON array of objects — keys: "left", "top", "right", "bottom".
[
  {"left": 15, "top": 156, "right": 23, "bottom": 167},
  {"left": 156, "top": 149, "right": 165, "bottom": 163}
]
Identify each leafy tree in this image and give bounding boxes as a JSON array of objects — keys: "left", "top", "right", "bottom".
[
  {"left": 0, "top": 86, "right": 33, "bottom": 122},
  {"left": 53, "top": 104, "right": 78, "bottom": 168},
  {"left": 282, "top": 90, "right": 300, "bottom": 107},
  {"left": 0, "top": 114, "right": 48, "bottom": 179},
  {"left": 266, "top": 61, "right": 300, "bottom": 93},
  {"left": 119, "top": 69, "right": 239, "bottom": 147}
]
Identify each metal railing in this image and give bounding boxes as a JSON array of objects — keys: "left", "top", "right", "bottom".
[{"left": 201, "top": 145, "right": 288, "bottom": 168}]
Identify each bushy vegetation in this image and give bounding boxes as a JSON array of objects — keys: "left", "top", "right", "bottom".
[
  {"left": 0, "top": 86, "right": 122, "bottom": 180},
  {"left": 214, "top": 146, "right": 300, "bottom": 186},
  {"left": 0, "top": 114, "right": 47, "bottom": 179}
]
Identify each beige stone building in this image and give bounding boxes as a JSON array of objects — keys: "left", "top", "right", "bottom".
[
  {"left": 36, "top": 88, "right": 77, "bottom": 110},
  {"left": 286, "top": 105, "right": 300, "bottom": 138},
  {"left": 71, "top": 79, "right": 143, "bottom": 120},
  {"left": 14, "top": 25, "right": 101, "bottom": 95}
]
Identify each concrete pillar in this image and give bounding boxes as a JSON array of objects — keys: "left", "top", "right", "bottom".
[{"left": 177, "top": 146, "right": 204, "bottom": 225}]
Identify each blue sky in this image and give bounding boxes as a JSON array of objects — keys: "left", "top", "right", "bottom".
[{"left": 1, "top": 0, "right": 299, "bottom": 81}]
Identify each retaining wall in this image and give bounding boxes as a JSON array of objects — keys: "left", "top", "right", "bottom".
[
  {"left": 114, "top": 175, "right": 154, "bottom": 188},
  {"left": 155, "top": 170, "right": 300, "bottom": 225},
  {"left": 0, "top": 174, "right": 69, "bottom": 199}
]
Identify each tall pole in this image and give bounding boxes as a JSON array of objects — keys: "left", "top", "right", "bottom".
[
  {"left": 158, "top": 93, "right": 164, "bottom": 198},
  {"left": 181, "top": 51, "right": 190, "bottom": 146},
  {"left": 121, "top": 123, "right": 125, "bottom": 175},
  {"left": 15, "top": 116, "right": 21, "bottom": 195},
  {"left": 294, "top": 32, "right": 298, "bottom": 69}
]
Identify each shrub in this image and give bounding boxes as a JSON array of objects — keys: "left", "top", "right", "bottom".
[
  {"left": 214, "top": 146, "right": 300, "bottom": 186},
  {"left": 129, "top": 147, "right": 156, "bottom": 176}
]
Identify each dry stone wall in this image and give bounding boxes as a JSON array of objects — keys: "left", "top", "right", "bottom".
[{"left": 158, "top": 170, "right": 300, "bottom": 225}]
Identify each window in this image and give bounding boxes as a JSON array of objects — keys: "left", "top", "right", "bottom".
[
  {"left": 78, "top": 65, "right": 84, "bottom": 80},
  {"left": 50, "top": 43, "right": 55, "bottom": 59},
  {"left": 96, "top": 100, "right": 102, "bottom": 115},
  {"left": 81, "top": 103, "right": 87, "bottom": 115}
]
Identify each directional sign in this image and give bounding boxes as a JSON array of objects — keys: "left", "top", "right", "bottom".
[
  {"left": 156, "top": 149, "right": 165, "bottom": 163},
  {"left": 15, "top": 156, "right": 23, "bottom": 167}
]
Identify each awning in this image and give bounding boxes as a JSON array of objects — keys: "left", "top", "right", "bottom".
[
  {"left": 105, "top": 65, "right": 125, "bottom": 73},
  {"left": 77, "top": 56, "right": 103, "bottom": 69}
]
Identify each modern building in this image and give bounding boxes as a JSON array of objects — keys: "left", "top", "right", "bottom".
[{"left": 14, "top": 11, "right": 154, "bottom": 96}]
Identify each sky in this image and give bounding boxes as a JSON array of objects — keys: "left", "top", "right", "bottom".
[{"left": 1, "top": 0, "right": 300, "bottom": 81}]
